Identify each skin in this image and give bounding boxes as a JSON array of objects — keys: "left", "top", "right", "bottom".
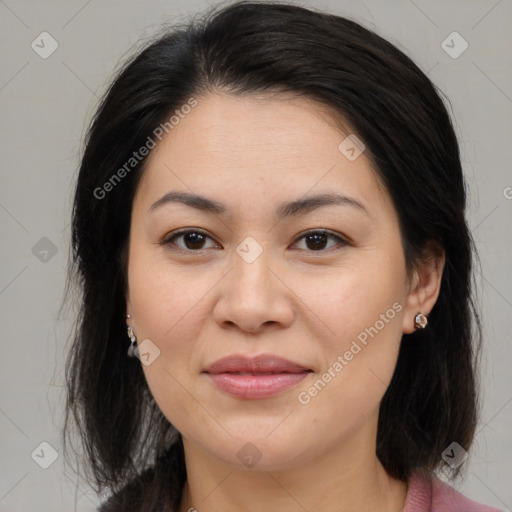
[{"left": 125, "top": 92, "right": 445, "bottom": 512}]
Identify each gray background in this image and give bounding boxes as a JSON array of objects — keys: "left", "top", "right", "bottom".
[{"left": 0, "top": 0, "right": 511, "bottom": 510}]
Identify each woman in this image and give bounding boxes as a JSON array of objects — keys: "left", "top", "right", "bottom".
[{"left": 63, "top": 2, "right": 503, "bottom": 511}]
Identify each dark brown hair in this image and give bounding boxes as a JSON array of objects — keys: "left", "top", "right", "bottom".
[{"left": 63, "top": 1, "right": 481, "bottom": 510}]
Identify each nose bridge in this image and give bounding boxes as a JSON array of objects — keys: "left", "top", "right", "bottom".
[
  {"left": 231, "top": 238, "right": 276, "bottom": 304},
  {"left": 213, "top": 237, "right": 294, "bottom": 331}
]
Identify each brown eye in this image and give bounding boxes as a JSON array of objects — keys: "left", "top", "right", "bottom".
[
  {"left": 293, "top": 230, "right": 347, "bottom": 252},
  {"left": 161, "top": 228, "right": 347, "bottom": 253},
  {"left": 162, "top": 229, "right": 219, "bottom": 251}
]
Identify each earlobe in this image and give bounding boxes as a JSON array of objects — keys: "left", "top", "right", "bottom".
[
  {"left": 125, "top": 294, "right": 131, "bottom": 318},
  {"left": 402, "top": 246, "right": 445, "bottom": 334},
  {"left": 413, "top": 312, "right": 428, "bottom": 329}
]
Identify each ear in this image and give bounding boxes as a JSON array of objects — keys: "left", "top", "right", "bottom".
[
  {"left": 125, "top": 288, "right": 131, "bottom": 319},
  {"left": 402, "top": 242, "right": 445, "bottom": 334},
  {"left": 121, "top": 243, "right": 131, "bottom": 319}
]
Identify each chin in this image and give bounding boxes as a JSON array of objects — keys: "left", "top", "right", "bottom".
[{"left": 199, "top": 431, "right": 311, "bottom": 472}]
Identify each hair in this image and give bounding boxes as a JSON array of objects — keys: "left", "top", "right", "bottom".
[{"left": 63, "top": 1, "right": 482, "bottom": 510}]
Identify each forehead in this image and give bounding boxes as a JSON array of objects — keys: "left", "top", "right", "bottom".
[
  {"left": 135, "top": 92, "right": 389, "bottom": 216},
  {"left": 150, "top": 92, "right": 352, "bottom": 164}
]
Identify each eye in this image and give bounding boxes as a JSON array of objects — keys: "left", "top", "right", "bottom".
[
  {"left": 160, "top": 228, "right": 348, "bottom": 253},
  {"left": 161, "top": 228, "right": 219, "bottom": 251},
  {"left": 292, "top": 229, "right": 347, "bottom": 252}
]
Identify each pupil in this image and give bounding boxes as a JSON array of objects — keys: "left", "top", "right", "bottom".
[
  {"left": 181, "top": 233, "right": 328, "bottom": 250},
  {"left": 306, "top": 233, "right": 327, "bottom": 250},
  {"left": 184, "top": 232, "right": 205, "bottom": 249}
]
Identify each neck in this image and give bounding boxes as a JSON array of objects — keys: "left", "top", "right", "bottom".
[{"left": 177, "top": 422, "right": 408, "bottom": 512}]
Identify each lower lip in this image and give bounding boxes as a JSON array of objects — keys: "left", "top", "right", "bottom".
[{"left": 205, "top": 372, "right": 311, "bottom": 399}]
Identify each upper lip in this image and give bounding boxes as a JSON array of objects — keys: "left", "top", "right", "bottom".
[{"left": 203, "top": 354, "right": 311, "bottom": 374}]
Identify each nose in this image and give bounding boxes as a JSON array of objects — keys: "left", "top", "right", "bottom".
[{"left": 212, "top": 250, "right": 295, "bottom": 334}]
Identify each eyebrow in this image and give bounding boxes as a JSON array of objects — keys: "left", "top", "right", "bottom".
[{"left": 148, "top": 191, "right": 368, "bottom": 219}]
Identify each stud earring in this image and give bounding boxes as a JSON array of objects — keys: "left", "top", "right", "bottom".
[
  {"left": 414, "top": 312, "right": 428, "bottom": 329},
  {"left": 126, "top": 315, "right": 137, "bottom": 357}
]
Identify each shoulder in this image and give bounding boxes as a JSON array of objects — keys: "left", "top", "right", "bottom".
[
  {"left": 404, "top": 470, "right": 504, "bottom": 512},
  {"left": 431, "top": 475, "right": 504, "bottom": 512}
]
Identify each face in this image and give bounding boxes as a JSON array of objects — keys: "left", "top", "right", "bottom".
[{"left": 126, "top": 92, "right": 422, "bottom": 470}]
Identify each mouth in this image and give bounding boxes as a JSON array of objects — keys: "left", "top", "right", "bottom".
[
  {"left": 202, "top": 354, "right": 313, "bottom": 399},
  {"left": 230, "top": 371, "right": 301, "bottom": 375}
]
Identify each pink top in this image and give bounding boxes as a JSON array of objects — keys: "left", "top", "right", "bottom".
[{"left": 404, "top": 471, "right": 504, "bottom": 512}]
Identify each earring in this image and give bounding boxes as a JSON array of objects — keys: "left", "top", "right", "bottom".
[
  {"left": 414, "top": 312, "right": 428, "bottom": 329},
  {"left": 126, "top": 315, "right": 137, "bottom": 357}
]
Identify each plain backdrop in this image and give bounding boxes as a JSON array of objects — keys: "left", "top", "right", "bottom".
[{"left": 0, "top": 0, "right": 511, "bottom": 510}]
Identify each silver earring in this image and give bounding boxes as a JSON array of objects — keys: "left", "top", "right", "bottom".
[
  {"left": 126, "top": 316, "right": 137, "bottom": 357},
  {"left": 414, "top": 312, "right": 428, "bottom": 329}
]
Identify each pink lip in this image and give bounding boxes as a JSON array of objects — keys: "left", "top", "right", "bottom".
[{"left": 202, "top": 354, "right": 312, "bottom": 399}]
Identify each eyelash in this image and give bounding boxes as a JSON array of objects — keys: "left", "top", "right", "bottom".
[{"left": 159, "top": 228, "right": 349, "bottom": 254}]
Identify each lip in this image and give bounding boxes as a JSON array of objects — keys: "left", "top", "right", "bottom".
[{"left": 202, "top": 354, "right": 312, "bottom": 399}]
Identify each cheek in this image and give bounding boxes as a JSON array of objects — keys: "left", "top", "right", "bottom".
[
  {"left": 128, "top": 255, "right": 212, "bottom": 433},
  {"left": 303, "top": 254, "right": 406, "bottom": 345},
  {"left": 127, "top": 231, "right": 408, "bottom": 450},
  {"left": 297, "top": 255, "right": 406, "bottom": 408},
  {"left": 128, "top": 246, "right": 211, "bottom": 343}
]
